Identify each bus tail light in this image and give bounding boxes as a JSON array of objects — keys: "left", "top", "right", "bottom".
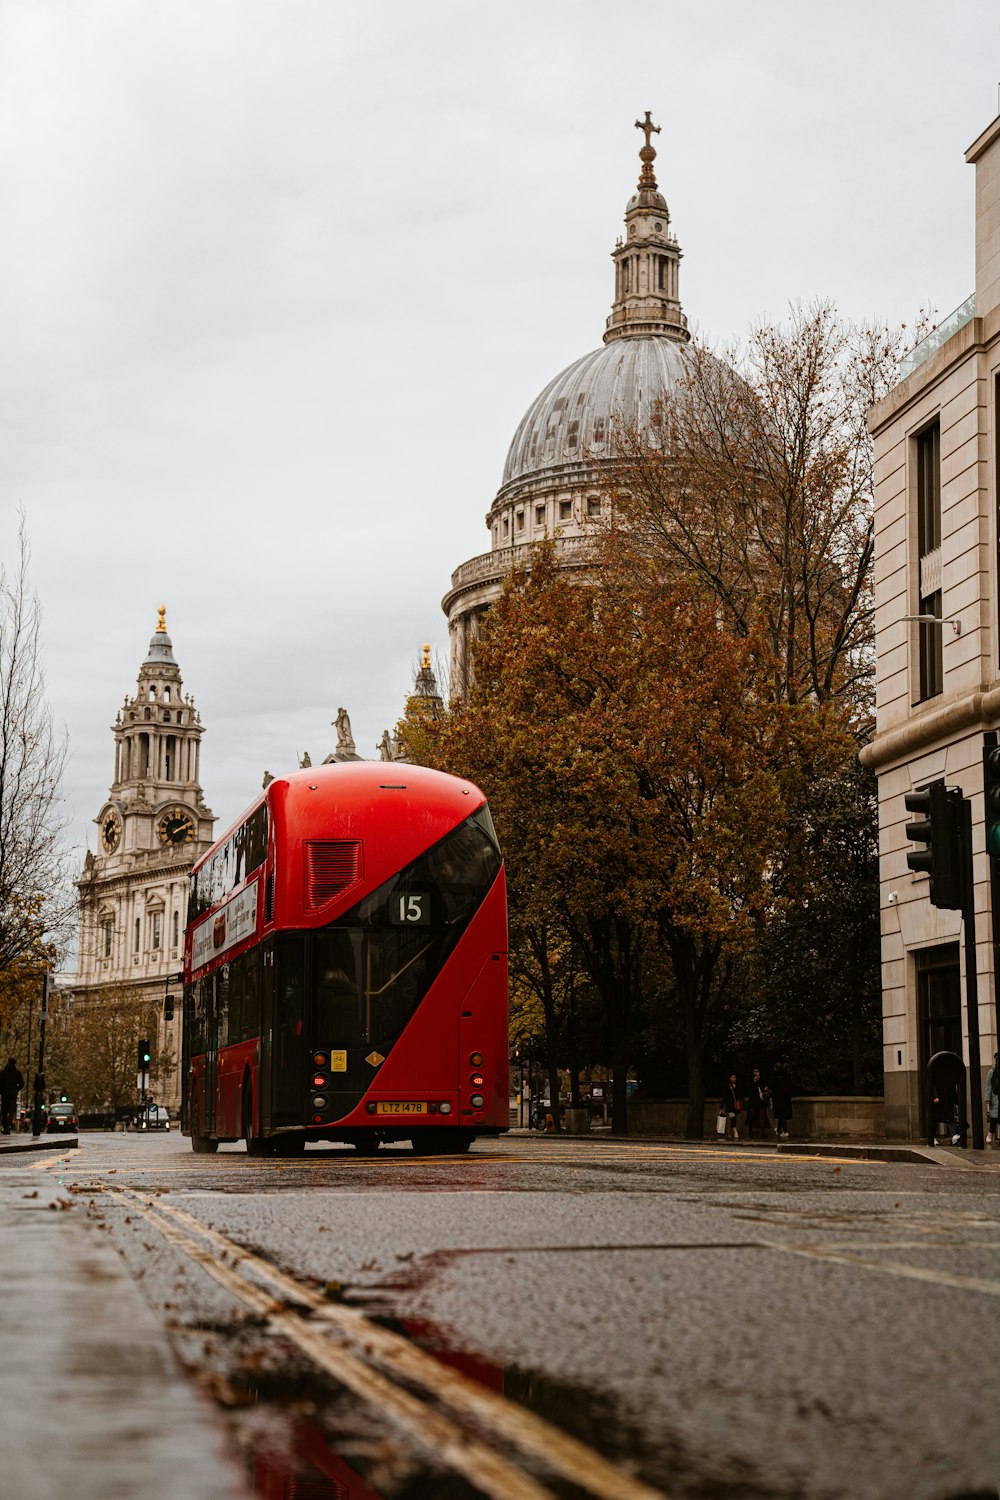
[
  {"left": 312, "top": 1051, "right": 329, "bottom": 1068},
  {"left": 439, "top": 1102, "right": 452, "bottom": 1115},
  {"left": 469, "top": 1051, "right": 484, "bottom": 1066},
  {"left": 470, "top": 1073, "right": 485, "bottom": 1088},
  {"left": 312, "top": 1095, "right": 328, "bottom": 1110},
  {"left": 470, "top": 1094, "right": 484, "bottom": 1108},
  {"left": 312, "top": 1073, "right": 328, "bottom": 1088}
]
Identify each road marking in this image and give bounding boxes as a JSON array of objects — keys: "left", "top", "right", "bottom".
[
  {"left": 50, "top": 1140, "right": 889, "bottom": 1180},
  {"left": 766, "top": 1240, "right": 1000, "bottom": 1296},
  {"left": 110, "top": 1187, "right": 669, "bottom": 1500}
]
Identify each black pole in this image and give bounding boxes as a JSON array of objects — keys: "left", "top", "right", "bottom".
[
  {"left": 31, "top": 973, "right": 48, "bottom": 1138},
  {"left": 961, "top": 798, "right": 985, "bottom": 1150}
]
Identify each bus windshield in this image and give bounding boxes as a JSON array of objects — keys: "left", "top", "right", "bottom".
[{"left": 313, "top": 811, "right": 501, "bottom": 1048}]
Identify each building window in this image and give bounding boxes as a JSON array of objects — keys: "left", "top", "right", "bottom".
[
  {"left": 101, "top": 920, "right": 113, "bottom": 958},
  {"left": 134, "top": 918, "right": 140, "bottom": 954},
  {"left": 915, "top": 419, "right": 942, "bottom": 701},
  {"left": 172, "top": 910, "right": 180, "bottom": 949},
  {"left": 502, "top": 515, "right": 509, "bottom": 538},
  {"left": 535, "top": 504, "right": 545, "bottom": 528},
  {"left": 151, "top": 912, "right": 162, "bottom": 950},
  {"left": 515, "top": 509, "right": 524, "bottom": 533},
  {"left": 587, "top": 496, "right": 601, "bottom": 520},
  {"left": 559, "top": 500, "right": 572, "bottom": 521}
]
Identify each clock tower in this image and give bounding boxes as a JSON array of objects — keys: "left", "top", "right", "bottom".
[{"left": 73, "top": 609, "right": 215, "bottom": 1113}]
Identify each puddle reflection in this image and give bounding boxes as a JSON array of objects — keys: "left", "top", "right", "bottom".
[{"left": 250, "top": 1420, "right": 385, "bottom": 1498}]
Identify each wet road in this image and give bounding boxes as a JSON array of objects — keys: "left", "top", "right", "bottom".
[{"left": 26, "top": 1132, "right": 1000, "bottom": 1500}]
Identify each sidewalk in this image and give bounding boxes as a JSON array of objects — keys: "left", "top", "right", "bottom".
[
  {"left": 0, "top": 1154, "right": 247, "bottom": 1499},
  {"left": 506, "top": 1125, "right": 1000, "bottom": 1168},
  {"left": 0, "top": 1131, "right": 79, "bottom": 1154}
]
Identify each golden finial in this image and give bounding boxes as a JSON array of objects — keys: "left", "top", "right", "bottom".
[
  {"left": 422, "top": 642, "right": 431, "bottom": 670},
  {"left": 156, "top": 605, "right": 167, "bottom": 634},
  {"left": 634, "top": 110, "right": 660, "bottom": 188}
]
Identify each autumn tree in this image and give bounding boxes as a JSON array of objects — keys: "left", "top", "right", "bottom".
[
  {"left": 0, "top": 518, "right": 71, "bottom": 1025},
  {"left": 56, "top": 985, "right": 172, "bottom": 1116},
  {"left": 403, "top": 546, "right": 839, "bottom": 1134},
  {"left": 603, "top": 303, "right": 909, "bottom": 716},
  {"left": 733, "top": 754, "right": 882, "bottom": 1094}
]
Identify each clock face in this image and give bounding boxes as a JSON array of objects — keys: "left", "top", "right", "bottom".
[
  {"left": 101, "top": 811, "right": 122, "bottom": 853},
  {"left": 157, "top": 807, "right": 195, "bottom": 846}
]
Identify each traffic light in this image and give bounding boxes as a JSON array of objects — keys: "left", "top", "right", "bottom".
[
  {"left": 984, "top": 742, "right": 1000, "bottom": 860},
  {"left": 904, "top": 781, "right": 964, "bottom": 909},
  {"left": 162, "top": 993, "right": 175, "bottom": 1022},
  {"left": 137, "top": 1039, "right": 151, "bottom": 1072}
]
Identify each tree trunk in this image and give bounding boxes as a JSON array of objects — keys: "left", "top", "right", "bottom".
[{"left": 685, "top": 1022, "right": 705, "bottom": 1139}]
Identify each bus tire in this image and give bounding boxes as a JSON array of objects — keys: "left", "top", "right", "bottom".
[
  {"left": 272, "top": 1135, "right": 305, "bottom": 1158},
  {"left": 242, "top": 1080, "right": 265, "bottom": 1156},
  {"left": 189, "top": 1085, "right": 220, "bottom": 1153},
  {"left": 411, "top": 1130, "right": 472, "bottom": 1156},
  {"left": 353, "top": 1135, "right": 381, "bottom": 1156}
]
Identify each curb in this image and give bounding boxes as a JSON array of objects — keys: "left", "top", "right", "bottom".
[
  {"left": 0, "top": 1134, "right": 79, "bottom": 1155},
  {"left": 504, "top": 1130, "right": 999, "bottom": 1167}
]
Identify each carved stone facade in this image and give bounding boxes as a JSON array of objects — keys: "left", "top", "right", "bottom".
[
  {"left": 862, "top": 112, "right": 1000, "bottom": 1138},
  {"left": 73, "top": 611, "right": 215, "bottom": 1112},
  {"left": 443, "top": 117, "right": 693, "bottom": 692}
]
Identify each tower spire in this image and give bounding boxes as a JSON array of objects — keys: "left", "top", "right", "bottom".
[
  {"left": 604, "top": 113, "right": 689, "bottom": 346},
  {"left": 635, "top": 111, "right": 661, "bottom": 187}
]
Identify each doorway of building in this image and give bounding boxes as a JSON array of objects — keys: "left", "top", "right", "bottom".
[{"left": 916, "top": 943, "right": 962, "bottom": 1138}]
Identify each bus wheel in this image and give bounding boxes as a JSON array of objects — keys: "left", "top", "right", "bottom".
[
  {"left": 272, "top": 1135, "right": 305, "bottom": 1158},
  {"left": 242, "top": 1083, "right": 265, "bottom": 1156},
  {"left": 353, "top": 1135, "right": 380, "bottom": 1156},
  {"left": 189, "top": 1087, "right": 219, "bottom": 1153},
  {"left": 411, "top": 1130, "right": 472, "bottom": 1156}
]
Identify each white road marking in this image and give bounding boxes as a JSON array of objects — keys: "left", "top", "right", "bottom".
[{"left": 766, "top": 1240, "right": 1000, "bottom": 1296}]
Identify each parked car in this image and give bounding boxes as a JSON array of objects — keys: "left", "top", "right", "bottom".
[{"left": 46, "top": 1102, "right": 78, "bottom": 1133}]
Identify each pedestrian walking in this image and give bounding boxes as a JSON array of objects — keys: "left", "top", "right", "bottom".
[
  {"left": 986, "top": 1052, "right": 999, "bottom": 1144},
  {"left": 0, "top": 1057, "right": 24, "bottom": 1135},
  {"left": 721, "top": 1072, "right": 743, "bottom": 1142},
  {"left": 745, "top": 1066, "right": 771, "bottom": 1139},
  {"left": 770, "top": 1061, "right": 793, "bottom": 1139}
]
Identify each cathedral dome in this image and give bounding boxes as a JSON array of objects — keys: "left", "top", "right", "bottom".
[{"left": 501, "top": 335, "right": 691, "bottom": 489}]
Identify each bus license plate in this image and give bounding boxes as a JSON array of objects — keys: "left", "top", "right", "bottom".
[{"left": 376, "top": 1102, "right": 428, "bottom": 1115}]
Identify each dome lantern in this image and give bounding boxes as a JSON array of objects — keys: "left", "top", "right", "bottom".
[{"left": 604, "top": 112, "right": 689, "bottom": 347}]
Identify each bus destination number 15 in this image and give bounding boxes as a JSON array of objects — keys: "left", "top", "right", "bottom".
[{"left": 393, "top": 891, "right": 430, "bottom": 926}]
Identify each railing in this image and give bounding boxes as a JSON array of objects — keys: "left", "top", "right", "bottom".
[
  {"left": 448, "top": 535, "right": 594, "bottom": 592},
  {"left": 899, "top": 294, "right": 976, "bottom": 378}
]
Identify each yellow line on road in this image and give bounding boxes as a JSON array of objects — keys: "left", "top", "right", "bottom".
[{"left": 112, "top": 1187, "right": 669, "bottom": 1500}]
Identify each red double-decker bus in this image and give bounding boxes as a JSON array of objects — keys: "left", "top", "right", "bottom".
[{"left": 181, "top": 762, "right": 508, "bottom": 1156}]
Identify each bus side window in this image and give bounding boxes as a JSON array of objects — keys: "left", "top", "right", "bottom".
[
  {"left": 216, "top": 966, "right": 230, "bottom": 1050},
  {"left": 244, "top": 954, "right": 261, "bottom": 1041},
  {"left": 229, "top": 955, "right": 244, "bottom": 1045}
]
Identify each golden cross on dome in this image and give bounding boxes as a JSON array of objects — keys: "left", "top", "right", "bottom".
[
  {"left": 635, "top": 111, "right": 660, "bottom": 150},
  {"left": 634, "top": 111, "right": 660, "bottom": 188},
  {"left": 156, "top": 605, "right": 167, "bottom": 634}
]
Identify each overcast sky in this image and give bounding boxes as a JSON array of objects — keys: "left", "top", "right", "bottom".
[{"left": 1, "top": 0, "right": 998, "bottom": 865}]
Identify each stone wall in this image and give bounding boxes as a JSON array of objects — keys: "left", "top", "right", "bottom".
[{"left": 627, "top": 1096, "right": 886, "bottom": 1140}]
